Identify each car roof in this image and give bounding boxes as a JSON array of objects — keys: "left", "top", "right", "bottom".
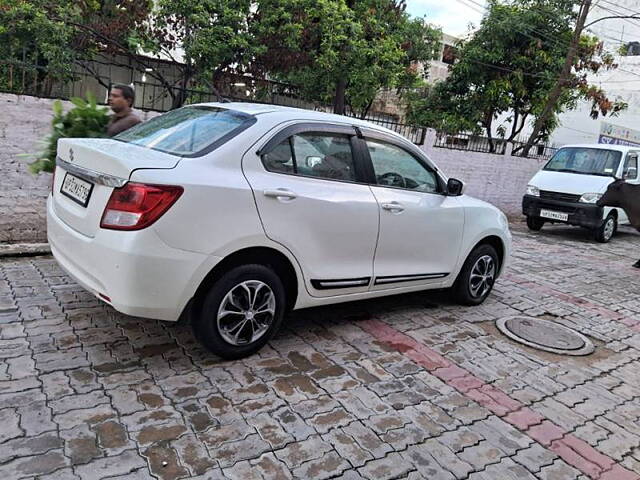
[
  {"left": 560, "top": 143, "right": 638, "bottom": 154},
  {"left": 190, "top": 101, "right": 401, "bottom": 137}
]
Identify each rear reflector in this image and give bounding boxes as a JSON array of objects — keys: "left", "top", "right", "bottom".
[
  {"left": 100, "top": 183, "right": 183, "bottom": 231},
  {"left": 99, "top": 293, "right": 111, "bottom": 302}
]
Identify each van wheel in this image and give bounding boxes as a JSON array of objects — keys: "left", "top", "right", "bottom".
[
  {"left": 452, "top": 244, "right": 499, "bottom": 306},
  {"left": 193, "top": 264, "right": 286, "bottom": 359},
  {"left": 594, "top": 214, "right": 616, "bottom": 243},
  {"left": 526, "top": 216, "right": 545, "bottom": 231}
]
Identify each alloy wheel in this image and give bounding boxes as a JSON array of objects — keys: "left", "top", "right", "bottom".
[
  {"left": 216, "top": 280, "right": 276, "bottom": 346},
  {"left": 469, "top": 255, "right": 496, "bottom": 299},
  {"left": 603, "top": 217, "right": 615, "bottom": 241}
]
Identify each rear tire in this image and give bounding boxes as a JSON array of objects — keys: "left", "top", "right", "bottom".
[
  {"left": 594, "top": 213, "right": 616, "bottom": 243},
  {"left": 526, "top": 216, "right": 545, "bottom": 231},
  {"left": 192, "top": 264, "right": 286, "bottom": 359},
  {"left": 452, "top": 244, "right": 499, "bottom": 306}
]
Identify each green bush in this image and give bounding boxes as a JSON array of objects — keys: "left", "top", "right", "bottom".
[{"left": 28, "top": 93, "right": 110, "bottom": 174}]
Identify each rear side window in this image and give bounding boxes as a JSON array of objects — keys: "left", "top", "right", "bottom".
[
  {"left": 262, "top": 132, "right": 356, "bottom": 182},
  {"left": 115, "top": 106, "right": 254, "bottom": 156}
]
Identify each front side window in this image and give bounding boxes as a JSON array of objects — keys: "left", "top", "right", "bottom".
[
  {"left": 623, "top": 154, "right": 638, "bottom": 180},
  {"left": 262, "top": 132, "right": 356, "bottom": 182},
  {"left": 367, "top": 139, "right": 439, "bottom": 193},
  {"left": 115, "top": 106, "right": 253, "bottom": 156},
  {"left": 544, "top": 148, "right": 622, "bottom": 177}
]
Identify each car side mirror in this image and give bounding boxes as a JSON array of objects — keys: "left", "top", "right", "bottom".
[
  {"left": 447, "top": 178, "right": 464, "bottom": 196},
  {"left": 306, "top": 156, "right": 322, "bottom": 168}
]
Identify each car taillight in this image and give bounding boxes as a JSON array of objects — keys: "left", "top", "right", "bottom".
[{"left": 100, "top": 183, "right": 183, "bottom": 231}]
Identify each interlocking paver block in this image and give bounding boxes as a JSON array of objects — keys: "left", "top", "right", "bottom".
[
  {"left": 357, "top": 452, "right": 414, "bottom": 480},
  {"left": 274, "top": 435, "right": 333, "bottom": 469},
  {"left": 73, "top": 450, "right": 146, "bottom": 480},
  {"left": 293, "top": 451, "right": 351, "bottom": 480},
  {"left": 4, "top": 226, "right": 640, "bottom": 479}
]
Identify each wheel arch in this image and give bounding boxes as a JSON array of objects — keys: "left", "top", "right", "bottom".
[
  {"left": 185, "top": 246, "right": 299, "bottom": 323},
  {"left": 470, "top": 235, "right": 506, "bottom": 277}
]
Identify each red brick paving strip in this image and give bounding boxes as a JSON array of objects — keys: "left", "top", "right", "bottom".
[{"left": 359, "top": 319, "right": 640, "bottom": 480}]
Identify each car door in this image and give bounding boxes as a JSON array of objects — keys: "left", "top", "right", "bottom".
[
  {"left": 242, "top": 123, "right": 379, "bottom": 297},
  {"left": 361, "top": 133, "right": 465, "bottom": 290}
]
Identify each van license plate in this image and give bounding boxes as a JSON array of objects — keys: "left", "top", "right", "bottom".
[
  {"left": 540, "top": 209, "right": 568, "bottom": 222},
  {"left": 61, "top": 173, "right": 94, "bottom": 207}
]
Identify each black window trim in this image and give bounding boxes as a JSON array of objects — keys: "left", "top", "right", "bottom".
[
  {"left": 114, "top": 105, "right": 257, "bottom": 158},
  {"left": 258, "top": 122, "right": 371, "bottom": 185},
  {"left": 356, "top": 128, "right": 447, "bottom": 194}
]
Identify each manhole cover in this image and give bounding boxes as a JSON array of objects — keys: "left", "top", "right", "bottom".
[{"left": 496, "top": 316, "right": 595, "bottom": 355}]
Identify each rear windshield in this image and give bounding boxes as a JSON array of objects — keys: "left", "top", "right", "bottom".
[
  {"left": 544, "top": 147, "right": 622, "bottom": 177},
  {"left": 114, "top": 106, "right": 255, "bottom": 157}
]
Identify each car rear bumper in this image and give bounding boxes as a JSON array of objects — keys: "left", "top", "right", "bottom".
[
  {"left": 522, "top": 195, "right": 604, "bottom": 228},
  {"left": 47, "top": 195, "right": 214, "bottom": 321}
]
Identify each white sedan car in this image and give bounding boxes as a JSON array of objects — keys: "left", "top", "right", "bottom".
[{"left": 48, "top": 103, "right": 511, "bottom": 358}]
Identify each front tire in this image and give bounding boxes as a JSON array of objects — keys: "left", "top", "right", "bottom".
[
  {"left": 594, "top": 213, "right": 616, "bottom": 243},
  {"left": 452, "top": 244, "right": 499, "bottom": 306},
  {"left": 526, "top": 216, "right": 545, "bottom": 231},
  {"left": 193, "top": 264, "right": 286, "bottom": 359}
]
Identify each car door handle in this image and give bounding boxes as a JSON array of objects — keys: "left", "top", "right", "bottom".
[
  {"left": 263, "top": 189, "right": 298, "bottom": 200},
  {"left": 381, "top": 202, "right": 405, "bottom": 213}
]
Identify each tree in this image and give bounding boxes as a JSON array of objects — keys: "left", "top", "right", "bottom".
[
  {"left": 0, "top": 1, "right": 77, "bottom": 91},
  {"left": 0, "top": 1, "right": 155, "bottom": 93},
  {"left": 521, "top": 0, "right": 636, "bottom": 155},
  {"left": 250, "top": 0, "right": 440, "bottom": 116},
  {"left": 137, "top": 0, "right": 255, "bottom": 108},
  {"left": 407, "top": 0, "right": 626, "bottom": 153}
]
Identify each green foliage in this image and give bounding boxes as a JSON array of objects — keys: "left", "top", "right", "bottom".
[
  {"left": 145, "top": 0, "right": 254, "bottom": 76},
  {"left": 407, "top": 0, "right": 625, "bottom": 146},
  {"left": 0, "top": 0, "right": 77, "bottom": 83},
  {"left": 251, "top": 0, "right": 441, "bottom": 115},
  {"left": 1, "top": 0, "right": 153, "bottom": 94},
  {"left": 28, "top": 93, "right": 109, "bottom": 174}
]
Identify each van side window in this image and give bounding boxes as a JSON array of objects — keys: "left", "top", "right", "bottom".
[{"left": 624, "top": 153, "right": 638, "bottom": 180}]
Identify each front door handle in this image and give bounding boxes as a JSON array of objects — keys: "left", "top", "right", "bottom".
[
  {"left": 263, "top": 189, "right": 298, "bottom": 200},
  {"left": 381, "top": 202, "right": 405, "bottom": 213}
]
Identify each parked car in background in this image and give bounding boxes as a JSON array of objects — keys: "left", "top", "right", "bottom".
[
  {"left": 48, "top": 103, "right": 511, "bottom": 359},
  {"left": 523, "top": 144, "right": 639, "bottom": 243}
]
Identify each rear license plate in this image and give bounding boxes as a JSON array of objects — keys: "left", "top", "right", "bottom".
[
  {"left": 61, "top": 172, "right": 94, "bottom": 207},
  {"left": 540, "top": 209, "right": 568, "bottom": 222}
]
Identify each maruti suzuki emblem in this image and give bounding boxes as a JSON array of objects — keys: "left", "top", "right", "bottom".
[{"left": 69, "top": 148, "right": 74, "bottom": 162}]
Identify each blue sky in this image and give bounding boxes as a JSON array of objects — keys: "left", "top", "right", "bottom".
[{"left": 405, "top": 0, "right": 486, "bottom": 37}]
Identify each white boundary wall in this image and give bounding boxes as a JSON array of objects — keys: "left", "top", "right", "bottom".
[{"left": 0, "top": 93, "right": 543, "bottom": 243}]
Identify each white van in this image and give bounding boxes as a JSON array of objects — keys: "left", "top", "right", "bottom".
[{"left": 523, "top": 144, "right": 639, "bottom": 243}]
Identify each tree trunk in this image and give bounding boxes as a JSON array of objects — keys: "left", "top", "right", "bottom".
[
  {"left": 172, "top": 64, "right": 193, "bottom": 110},
  {"left": 333, "top": 78, "right": 347, "bottom": 115},
  {"left": 522, "top": 0, "right": 591, "bottom": 156},
  {"left": 360, "top": 97, "right": 375, "bottom": 119},
  {"left": 484, "top": 112, "right": 495, "bottom": 153}
]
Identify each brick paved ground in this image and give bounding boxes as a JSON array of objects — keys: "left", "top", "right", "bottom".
[{"left": 1, "top": 222, "right": 640, "bottom": 480}]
